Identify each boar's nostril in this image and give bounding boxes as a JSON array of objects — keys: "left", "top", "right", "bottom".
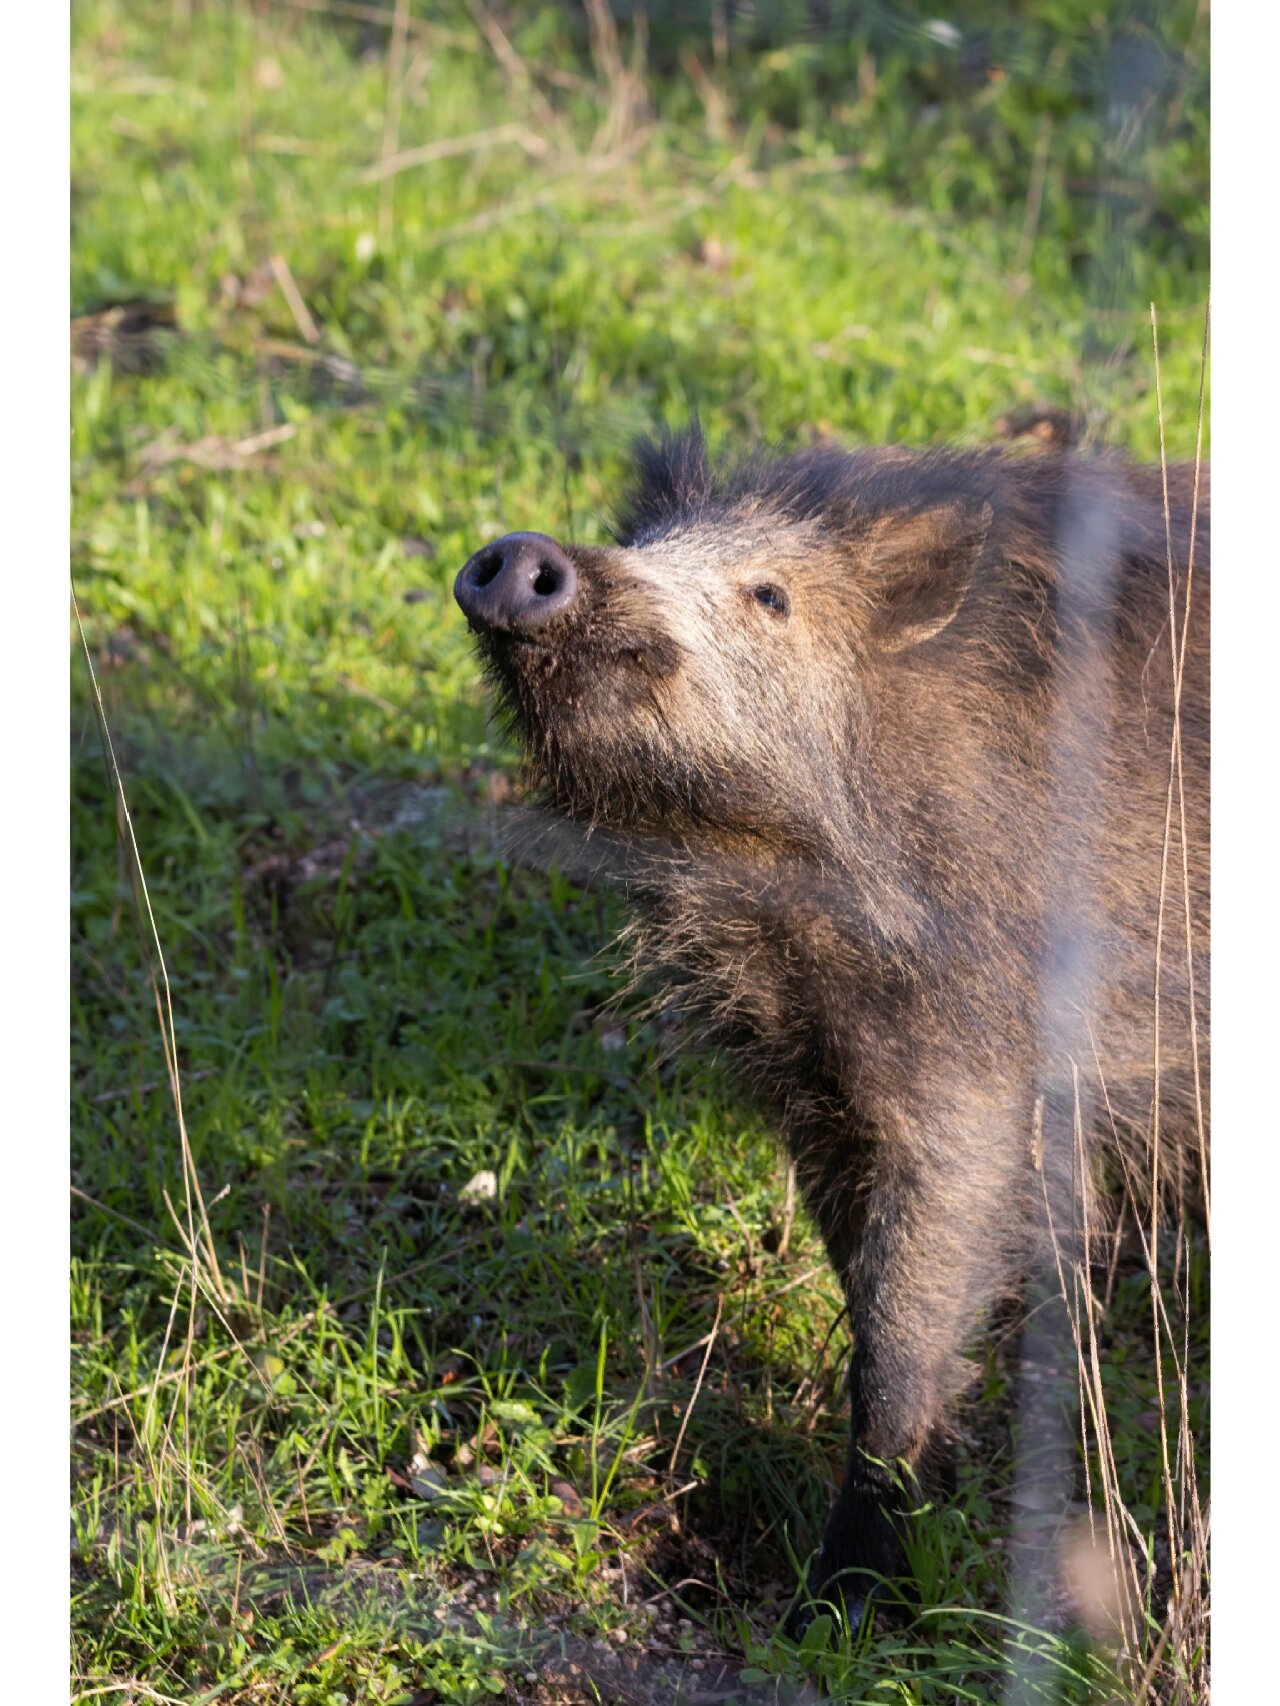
[
  {"left": 469, "top": 548, "right": 504, "bottom": 590},
  {"left": 454, "top": 531, "right": 579, "bottom": 634}
]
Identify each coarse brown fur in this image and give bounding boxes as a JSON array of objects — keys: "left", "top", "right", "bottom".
[{"left": 456, "top": 423, "right": 1209, "bottom": 1617}]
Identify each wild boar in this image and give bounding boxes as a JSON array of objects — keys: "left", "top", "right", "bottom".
[{"left": 453, "top": 424, "right": 1209, "bottom": 1622}]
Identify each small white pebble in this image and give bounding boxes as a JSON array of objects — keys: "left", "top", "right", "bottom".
[
  {"left": 924, "top": 19, "right": 963, "bottom": 48},
  {"left": 459, "top": 1168, "right": 498, "bottom": 1205}
]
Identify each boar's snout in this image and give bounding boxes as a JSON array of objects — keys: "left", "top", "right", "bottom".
[{"left": 454, "top": 531, "right": 579, "bottom": 635}]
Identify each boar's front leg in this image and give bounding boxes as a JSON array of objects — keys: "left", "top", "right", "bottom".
[{"left": 793, "top": 1084, "right": 1029, "bottom": 1628}]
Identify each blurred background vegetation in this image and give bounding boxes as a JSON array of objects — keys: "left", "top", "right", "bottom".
[{"left": 71, "top": 3, "right": 1209, "bottom": 1702}]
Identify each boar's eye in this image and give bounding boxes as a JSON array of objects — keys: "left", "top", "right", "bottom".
[{"left": 748, "top": 583, "right": 790, "bottom": 618}]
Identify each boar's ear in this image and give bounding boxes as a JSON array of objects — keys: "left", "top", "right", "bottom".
[{"left": 867, "top": 500, "right": 994, "bottom": 652}]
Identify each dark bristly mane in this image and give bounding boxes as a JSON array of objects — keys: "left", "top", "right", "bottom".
[{"left": 619, "top": 417, "right": 1188, "bottom": 542}]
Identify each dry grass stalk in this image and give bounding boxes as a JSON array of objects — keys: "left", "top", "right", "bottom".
[
  {"left": 466, "top": 0, "right": 574, "bottom": 153},
  {"left": 1035, "top": 302, "right": 1210, "bottom": 1703},
  {"left": 582, "top": 0, "right": 648, "bottom": 157},
  {"left": 73, "top": 595, "right": 228, "bottom": 1313},
  {"left": 272, "top": 0, "right": 431, "bottom": 34},
  {"left": 668, "top": 1295, "right": 723, "bottom": 1480},
  {"left": 269, "top": 253, "right": 321, "bottom": 346},
  {"left": 360, "top": 121, "right": 553, "bottom": 184},
  {"left": 71, "top": 592, "right": 300, "bottom": 1607},
  {"left": 377, "top": 0, "right": 412, "bottom": 242},
  {"left": 680, "top": 44, "right": 729, "bottom": 143}
]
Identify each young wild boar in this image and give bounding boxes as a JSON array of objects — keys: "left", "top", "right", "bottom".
[{"left": 453, "top": 425, "right": 1209, "bottom": 1622}]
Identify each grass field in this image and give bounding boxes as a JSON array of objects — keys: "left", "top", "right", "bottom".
[{"left": 71, "top": 3, "right": 1209, "bottom": 1700}]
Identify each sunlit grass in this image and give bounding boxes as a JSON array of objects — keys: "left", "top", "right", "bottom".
[{"left": 71, "top": 3, "right": 1208, "bottom": 1700}]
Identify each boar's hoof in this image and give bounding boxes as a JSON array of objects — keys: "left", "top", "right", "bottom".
[
  {"left": 782, "top": 1577, "right": 884, "bottom": 1644},
  {"left": 783, "top": 1480, "right": 910, "bottom": 1641}
]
